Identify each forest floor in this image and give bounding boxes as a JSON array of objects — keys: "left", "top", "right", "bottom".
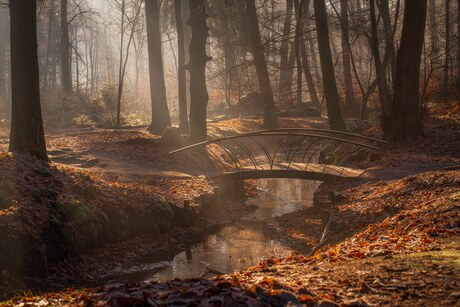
[{"left": 0, "top": 101, "right": 459, "bottom": 306}]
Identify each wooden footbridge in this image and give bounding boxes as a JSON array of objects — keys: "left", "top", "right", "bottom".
[{"left": 170, "top": 129, "right": 385, "bottom": 182}]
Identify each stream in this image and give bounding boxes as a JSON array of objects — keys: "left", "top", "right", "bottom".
[{"left": 104, "top": 179, "right": 320, "bottom": 284}]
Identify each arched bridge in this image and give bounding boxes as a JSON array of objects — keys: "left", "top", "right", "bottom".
[{"left": 170, "top": 129, "right": 385, "bottom": 182}]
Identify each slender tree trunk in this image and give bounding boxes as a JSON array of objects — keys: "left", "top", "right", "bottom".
[
  {"left": 146, "top": 0, "right": 172, "bottom": 134},
  {"left": 298, "top": 0, "right": 320, "bottom": 109},
  {"left": 388, "top": 0, "right": 427, "bottom": 140},
  {"left": 187, "top": 0, "right": 211, "bottom": 142},
  {"left": 378, "top": 0, "right": 397, "bottom": 85},
  {"left": 245, "top": 0, "right": 278, "bottom": 128},
  {"left": 313, "top": 0, "right": 347, "bottom": 131},
  {"left": 75, "top": 28, "right": 80, "bottom": 95},
  {"left": 221, "top": 1, "right": 237, "bottom": 110},
  {"left": 306, "top": 27, "right": 321, "bottom": 93},
  {"left": 0, "top": 10, "right": 7, "bottom": 107},
  {"left": 175, "top": 0, "right": 189, "bottom": 134},
  {"left": 456, "top": 0, "right": 460, "bottom": 91},
  {"left": 60, "top": 0, "right": 72, "bottom": 97},
  {"left": 370, "top": 0, "right": 392, "bottom": 133},
  {"left": 117, "top": 0, "right": 143, "bottom": 127},
  {"left": 9, "top": 0, "right": 48, "bottom": 161},
  {"left": 294, "top": 0, "right": 303, "bottom": 106},
  {"left": 340, "top": 0, "right": 355, "bottom": 113},
  {"left": 116, "top": 0, "right": 126, "bottom": 126},
  {"left": 278, "top": 0, "right": 294, "bottom": 102},
  {"left": 42, "top": 0, "right": 56, "bottom": 94},
  {"left": 444, "top": 0, "right": 451, "bottom": 93},
  {"left": 429, "top": 0, "right": 439, "bottom": 60},
  {"left": 285, "top": 41, "right": 297, "bottom": 102}
]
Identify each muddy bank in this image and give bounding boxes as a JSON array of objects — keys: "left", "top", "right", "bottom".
[{"left": 0, "top": 153, "right": 215, "bottom": 284}]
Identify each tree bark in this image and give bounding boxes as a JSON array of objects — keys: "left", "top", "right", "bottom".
[
  {"left": 387, "top": 0, "right": 427, "bottom": 140},
  {"left": 456, "top": 0, "right": 460, "bottom": 91},
  {"left": 378, "top": 0, "right": 397, "bottom": 85},
  {"left": 370, "top": 0, "right": 392, "bottom": 133},
  {"left": 340, "top": 0, "right": 355, "bottom": 113},
  {"left": 60, "top": 0, "right": 72, "bottom": 97},
  {"left": 444, "top": 0, "right": 450, "bottom": 93},
  {"left": 146, "top": 0, "right": 172, "bottom": 134},
  {"left": 175, "top": 0, "right": 189, "bottom": 134},
  {"left": 294, "top": 0, "right": 303, "bottom": 106},
  {"left": 245, "top": 0, "right": 278, "bottom": 129},
  {"left": 278, "top": 0, "right": 294, "bottom": 102},
  {"left": 428, "top": 0, "right": 439, "bottom": 59},
  {"left": 9, "top": 0, "right": 48, "bottom": 161},
  {"left": 187, "top": 0, "right": 211, "bottom": 142},
  {"left": 298, "top": 0, "right": 320, "bottom": 109},
  {"left": 313, "top": 0, "right": 347, "bottom": 131},
  {"left": 0, "top": 9, "right": 8, "bottom": 107},
  {"left": 42, "top": 0, "right": 56, "bottom": 94}
]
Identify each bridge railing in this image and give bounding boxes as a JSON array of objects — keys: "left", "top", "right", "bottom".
[{"left": 170, "top": 129, "right": 385, "bottom": 178}]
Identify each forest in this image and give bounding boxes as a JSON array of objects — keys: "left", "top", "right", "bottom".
[{"left": 0, "top": 0, "right": 459, "bottom": 306}]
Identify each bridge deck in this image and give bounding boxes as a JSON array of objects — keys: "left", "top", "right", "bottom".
[{"left": 217, "top": 163, "right": 367, "bottom": 181}]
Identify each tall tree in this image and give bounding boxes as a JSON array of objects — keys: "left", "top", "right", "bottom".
[
  {"left": 444, "top": 0, "right": 450, "bottom": 93},
  {"left": 298, "top": 0, "right": 320, "bottom": 109},
  {"left": 175, "top": 0, "right": 189, "bottom": 134},
  {"left": 0, "top": 9, "right": 8, "bottom": 108},
  {"left": 60, "top": 0, "right": 72, "bottom": 96},
  {"left": 245, "top": 0, "right": 278, "bottom": 129},
  {"left": 116, "top": 0, "right": 143, "bottom": 127},
  {"left": 313, "top": 0, "right": 347, "bottom": 131},
  {"left": 340, "top": 0, "right": 355, "bottom": 113},
  {"left": 9, "top": 0, "right": 48, "bottom": 161},
  {"left": 146, "top": 0, "right": 171, "bottom": 134},
  {"left": 278, "top": 0, "right": 294, "bottom": 102},
  {"left": 428, "top": 0, "right": 439, "bottom": 59},
  {"left": 456, "top": 0, "right": 460, "bottom": 91},
  {"left": 187, "top": 0, "right": 211, "bottom": 142},
  {"left": 370, "top": 0, "right": 392, "bottom": 133},
  {"left": 387, "top": 0, "right": 427, "bottom": 140}
]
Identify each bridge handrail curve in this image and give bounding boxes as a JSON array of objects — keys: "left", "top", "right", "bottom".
[
  {"left": 169, "top": 131, "right": 382, "bottom": 154},
  {"left": 237, "top": 128, "right": 386, "bottom": 143}
]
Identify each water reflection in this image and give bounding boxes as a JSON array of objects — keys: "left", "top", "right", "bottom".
[
  {"left": 106, "top": 179, "right": 319, "bottom": 283},
  {"left": 246, "top": 178, "right": 320, "bottom": 220}
]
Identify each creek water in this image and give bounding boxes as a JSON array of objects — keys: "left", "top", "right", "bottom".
[{"left": 105, "top": 179, "right": 320, "bottom": 284}]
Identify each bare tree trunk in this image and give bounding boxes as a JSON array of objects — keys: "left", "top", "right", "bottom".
[
  {"left": 0, "top": 10, "right": 8, "bottom": 107},
  {"left": 245, "top": 0, "right": 278, "bottom": 128},
  {"left": 60, "top": 0, "right": 72, "bottom": 97},
  {"left": 278, "top": 0, "right": 294, "bottom": 102},
  {"left": 117, "top": 0, "right": 144, "bottom": 127},
  {"left": 388, "top": 0, "right": 427, "bottom": 140},
  {"left": 456, "top": 0, "right": 460, "bottom": 91},
  {"left": 42, "top": 0, "right": 56, "bottom": 94},
  {"left": 378, "top": 0, "right": 397, "bottom": 85},
  {"left": 9, "top": 0, "right": 48, "bottom": 161},
  {"left": 221, "top": 1, "right": 238, "bottom": 111},
  {"left": 74, "top": 27, "right": 80, "bottom": 95},
  {"left": 370, "top": 0, "right": 392, "bottom": 133},
  {"left": 116, "top": 0, "right": 126, "bottom": 126},
  {"left": 285, "top": 41, "right": 296, "bottom": 102},
  {"left": 187, "top": 0, "right": 211, "bottom": 142},
  {"left": 146, "top": 0, "right": 171, "bottom": 134},
  {"left": 429, "top": 0, "right": 439, "bottom": 60},
  {"left": 340, "top": 0, "right": 355, "bottom": 113},
  {"left": 296, "top": 0, "right": 320, "bottom": 109},
  {"left": 175, "top": 0, "right": 189, "bottom": 134},
  {"left": 444, "top": 0, "right": 451, "bottom": 93},
  {"left": 294, "top": 0, "right": 303, "bottom": 106},
  {"left": 313, "top": 0, "right": 347, "bottom": 131},
  {"left": 306, "top": 27, "right": 321, "bottom": 93}
]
